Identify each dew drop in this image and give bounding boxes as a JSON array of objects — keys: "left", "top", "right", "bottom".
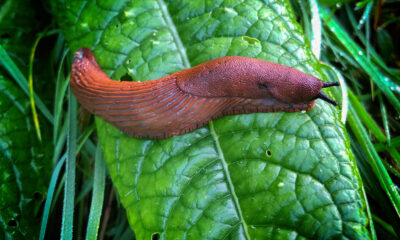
[
  {"left": 358, "top": 51, "right": 363, "bottom": 55},
  {"left": 301, "top": 110, "right": 306, "bottom": 113}
]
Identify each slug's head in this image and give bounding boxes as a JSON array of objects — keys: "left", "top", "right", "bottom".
[
  {"left": 258, "top": 70, "right": 340, "bottom": 106},
  {"left": 177, "top": 57, "right": 340, "bottom": 112}
]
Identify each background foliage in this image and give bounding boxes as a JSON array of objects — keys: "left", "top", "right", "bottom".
[{"left": 0, "top": 0, "right": 399, "bottom": 239}]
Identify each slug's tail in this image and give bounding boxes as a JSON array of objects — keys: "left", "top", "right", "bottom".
[
  {"left": 70, "top": 48, "right": 193, "bottom": 139},
  {"left": 71, "top": 48, "right": 108, "bottom": 84},
  {"left": 73, "top": 47, "right": 99, "bottom": 66},
  {"left": 70, "top": 47, "right": 128, "bottom": 114}
]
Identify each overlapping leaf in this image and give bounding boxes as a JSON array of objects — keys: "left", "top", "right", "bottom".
[
  {"left": 54, "top": 0, "right": 372, "bottom": 239},
  {"left": 0, "top": 77, "right": 50, "bottom": 239}
]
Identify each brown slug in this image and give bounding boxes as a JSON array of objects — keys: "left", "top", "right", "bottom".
[{"left": 70, "top": 48, "right": 339, "bottom": 139}]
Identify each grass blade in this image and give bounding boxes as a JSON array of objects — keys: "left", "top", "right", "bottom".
[
  {"left": 344, "top": 4, "right": 399, "bottom": 84},
  {"left": 29, "top": 35, "right": 43, "bottom": 141},
  {"left": 375, "top": 137, "right": 400, "bottom": 152},
  {"left": 53, "top": 119, "right": 68, "bottom": 166},
  {"left": 0, "top": 44, "right": 53, "bottom": 122},
  {"left": 54, "top": 49, "right": 70, "bottom": 144},
  {"left": 320, "top": 7, "right": 400, "bottom": 113},
  {"left": 378, "top": 94, "right": 391, "bottom": 146},
  {"left": 61, "top": 89, "right": 77, "bottom": 240},
  {"left": 86, "top": 144, "right": 106, "bottom": 240},
  {"left": 348, "top": 89, "right": 400, "bottom": 167},
  {"left": 357, "top": 2, "right": 373, "bottom": 29},
  {"left": 347, "top": 104, "right": 400, "bottom": 217},
  {"left": 39, "top": 154, "right": 66, "bottom": 240},
  {"left": 77, "top": 124, "right": 96, "bottom": 154},
  {"left": 372, "top": 215, "right": 398, "bottom": 238},
  {"left": 348, "top": 90, "right": 386, "bottom": 141}
]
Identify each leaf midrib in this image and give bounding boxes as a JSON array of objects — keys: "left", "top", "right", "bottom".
[
  {"left": 156, "top": 0, "right": 249, "bottom": 238},
  {"left": 209, "top": 121, "right": 250, "bottom": 239}
]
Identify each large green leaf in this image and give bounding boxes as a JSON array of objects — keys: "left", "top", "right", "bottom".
[
  {"left": 55, "top": 0, "right": 372, "bottom": 239},
  {"left": 0, "top": 77, "right": 51, "bottom": 239}
]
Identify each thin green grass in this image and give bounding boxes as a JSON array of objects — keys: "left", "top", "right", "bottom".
[
  {"left": 39, "top": 154, "right": 66, "bottom": 240},
  {"left": 348, "top": 90, "right": 386, "bottom": 141},
  {"left": 86, "top": 144, "right": 106, "bottom": 240},
  {"left": 321, "top": 7, "right": 400, "bottom": 113},
  {"left": 356, "top": 1, "right": 373, "bottom": 29},
  {"left": 347, "top": 101, "right": 400, "bottom": 217},
  {"left": 345, "top": 4, "right": 400, "bottom": 83},
  {"left": 375, "top": 136, "right": 400, "bottom": 152},
  {"left": 76, "top": 123, "right": 96, "bottom": 154},
  {"left": 28, "top": 35, "right": 43, "bottom": 141},
  {"left": 378, "top": 94, "right": 391, "bottom": 146},
  {"left": 372, "top": 215, "right": 398, "bottom": 238},
  {"left": 0, "top": 44, "right": 53, "bottom": 122},
  {"left": 53, "top": 49, "right": 70, "bottom": 144},
  {"left": 348, "top": 73, "right": 400, "bottom": 169},
  {"left": 53, "top": 119, "right": 68, "bottom": 166},
  {"left": 61, "top": 89, "right": 77, "bottom": 240}
]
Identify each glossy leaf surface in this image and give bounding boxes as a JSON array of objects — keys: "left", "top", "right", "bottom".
[{"left": 0, "top": 77, "right": 50, "bottom": 239}]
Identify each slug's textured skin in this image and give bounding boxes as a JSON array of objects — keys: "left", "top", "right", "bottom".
[{"left": 71, "top": 48, "right": 338, "bottom": 139}]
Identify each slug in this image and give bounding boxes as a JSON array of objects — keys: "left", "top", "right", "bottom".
[{"left": 70, "top": 48, "right": 339, "bottom": 139}]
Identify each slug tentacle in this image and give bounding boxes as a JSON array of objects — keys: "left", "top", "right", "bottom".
[
  {"left": 70, "top": 48, "right": 340, "bottom": 139},
  {"left": 315, "top": 92, "right": 338, "bottom": 106},
  {"left": 322, "top": 82, "right": 340, "bottom": 88}
]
